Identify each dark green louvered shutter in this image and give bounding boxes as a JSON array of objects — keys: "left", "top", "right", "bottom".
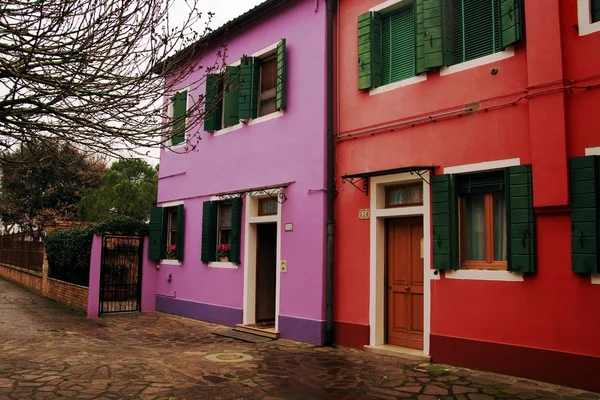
[
  {"left": 175, "top": 204, "right": 185, "bottom": 261},
  {"left": 432, "top": 174, "right": 459, "bottom": 270},
  {"left": 358, "top": 12, "right": 382, "bottom": 90},
  {"left": 570, "top": 156, "right": 600, "bottom": 274},
  {"left": 499, "top": 0, "right": 522, "bottom": 48},
  {"left": 239, "top": 57, "right": 260, "bottom": 119},
  {"left": 593, "top": 0, "right": 600, "bottom": 23},
  {"left": 415, "top": 0, "right": 425, "bottom": 74},
  {"left": 421, "top": 0, "right": 445, "bottom": 70},
  {"left": 223, "top": 67, "right": 240, "bottom": 127},
  {"left": 276, "top": 39, "right": 286, "bottom": 111},
  {"left": 172, "top": 91, "right": 187, "bottom": 145},
  {"left": 451, "top": 0, "right": 501, "bottom": 65},
  {"left": 148, "top": 206, "right": 164, "bottom": 260},
  {"left": 204, "top": 74, "right": 222, "bottom": 132},
  {"left": 201, "top": 201, "right": 218, "bottom": 263},
  {"left": 382, "top": 6, "right": 415, "bottom": 85},
  {"left": 229, "top": 198, "right": 243, "bottom": 264},
  {"left": 506, "top": 165, "right": 535, "bottom": 274}
]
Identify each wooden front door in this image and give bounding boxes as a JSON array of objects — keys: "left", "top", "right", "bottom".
[
  {"left": 256, "top": 223, "right": 277, "bottom": 322},
  {"left": 386, "top": 217, "right": 424, "bottom": 349}
]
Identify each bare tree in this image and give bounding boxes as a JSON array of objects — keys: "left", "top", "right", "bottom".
[{"left": 0, "top": 0, "right": 227, "bottom": 162}]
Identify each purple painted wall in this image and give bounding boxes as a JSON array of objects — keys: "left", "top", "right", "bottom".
[
  {"left": 154, "top": 0, "right": 328, "bottom": 343},
  {"left": 87, "top": 235, "right": 102, "bottom": 318},
  {"left": 141, "top": 237, "right": 157, "bottom": 312}
]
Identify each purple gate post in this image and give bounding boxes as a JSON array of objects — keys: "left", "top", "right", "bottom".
[{"left": 87, "top": 235, "right": 102, "bottom": 318}]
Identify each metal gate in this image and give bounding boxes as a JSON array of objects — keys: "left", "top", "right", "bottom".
[{"left": 99, "top": 235, "right": 143, "bottom": 314}]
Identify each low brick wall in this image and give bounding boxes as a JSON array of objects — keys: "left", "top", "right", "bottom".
[
  {"left": 46, "top": 278, "right": 88, "bottom": 312},
  {"left": 0, "top": 221, "right": 91, "bottom": 314},
  {"left": 0, "top": 264, "right": 43, "bottom": 293}
]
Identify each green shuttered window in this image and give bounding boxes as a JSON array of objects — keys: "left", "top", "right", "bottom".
[
  {"left": 148, "top": 204, "right": 185, "bottom": 262},
  {"left": 171, "top": 91, "right": 187, "bottom": 145},
  {"left": 382, "top": 6, "right": 415, "bottom": 85},
  {"left": 204, "top": 74, "right": 223, "bottom": 132},
  {"left": 593, "top": 0, "right": 600, "bottom": 23},
  {"left": 201, "top": 199, "right": 242, "bottom": 264},
  {"left": 451, "top": 0, "right": 501, "bottom": 65},
  {"left": 432, "top": 165, "right": 535, "bottom": 274},
  {"left": 570, "top": 156, "right": 600, "bottom": 274},
  {"left": 358, "top": 0, "right": 523, "bottom": 88}
]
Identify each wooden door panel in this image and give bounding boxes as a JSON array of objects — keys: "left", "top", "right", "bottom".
[
  {"left": 386, "top": 217, "right": 424, "bottom": 349},
  {"left": 256, "top": 223, "right": 277, "bottom": 322}
]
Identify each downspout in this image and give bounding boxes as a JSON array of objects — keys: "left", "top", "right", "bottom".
[{"left": 325, "top": 0, "right": 336, "bottom": 347}]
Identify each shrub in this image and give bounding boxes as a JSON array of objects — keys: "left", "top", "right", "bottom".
[{"left": 45, "top": 217, "right": 149, "bottom": 287}]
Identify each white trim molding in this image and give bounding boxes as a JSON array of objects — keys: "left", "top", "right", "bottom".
[
  {"left": 445, "top": 270, "right": 524, "bottom": 282},
  {"left": 578, "top": 0, "right": 600, "bottom": 36},
  {"left": 443, "top": 158, "right": 520, "bottom": 175},
  {"left": 369, "top": 75, "right": 427, "bottom": 96},
  {"left": 439, "top": 47, "right": 514, "bottom": 77},
  {"left": 585, "top": 146, "right": 600, "bottom": 156},
  {"left": 369, "top": 171, "right": 433, "bottom": 356},
  {"left": 213, "top": 123, "right": 243, "bottom": 137},
  {"left": 160, "top": 200, "right": 184, "bottom": 208},
  {"left": 160, "top": 259, "right": 182, "bottom": 266},
  {"left": 370, "top": 0, "right": 413, "bottom": 13},
  {"left": 242, "top": 192, "right": 283, "bottom": 331},
  {"left": 592, "top": 274, "right": 600, "bottom": 284},
  {"left": 247, "top": 110, "right": 285, "bottom": 126},
  {"left": 208, "top": 261, "right": 238, "bottom": 269}
]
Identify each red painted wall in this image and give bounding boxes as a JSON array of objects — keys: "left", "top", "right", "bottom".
[{"left": 334, "top": 0, "right": 600, "bottom": 365}]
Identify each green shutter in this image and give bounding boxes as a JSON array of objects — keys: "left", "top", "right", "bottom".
[
  {"left": 382, "top": 6, "right": 415, "bottom": 85},
  {"left": 432, "top": 174, "right": 459, "bottom": 270},
  {"left": 276, "top": 39, "right": 286, "bottom": 111},
  {"left": 593, "top": 0, "right": 600, "bottom": 23},
  {"left": 176, "top": 204, "right": 185, "bottom": 262},
  {"left": 452, "top": 0, "right": 501, "bottom": 65},
  {"left": 506, "top": 165, "right": 535, "bottom": 274},
  {"left": 422, "top": 0, "right": 445, "bottom": 69},
  {"left": 148, "top": 206, "right": 164, "bottom": 261},
  {"left": 172, "top": 91, "right": 187, "bottom": 145},
  {"left": 204, "top": 73, "right": 222, "bottom": 132},
  {"left": 570, "top": 156, "right": 600, "bottom": 274},
  {"left": 442, "top": 0, "right": 453, "bottom": 66},
  {"left": 230, "top": 198, "right": 243, "bottom": 264},
  {"left": 223, "top": 66, "right": 240, "bottom": 127},
  {"left": 499, "top": 0, "right": 522, "bottom": 48},
  {"left": 238, "top": 57, "right": 261, "bottom": 119},
  {"left": 201, "top": 201, "right": 218, "bottom": 263},
  {"left": 358, "top": 12, "right": 382, "bottom": 90},
  {"left": 415, "top": 0, "right": 425, "bottom": 74}
]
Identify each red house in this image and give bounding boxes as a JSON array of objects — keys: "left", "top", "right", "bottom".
[{"left": 333, "top": 0, "right": 600, "bottom": 392}]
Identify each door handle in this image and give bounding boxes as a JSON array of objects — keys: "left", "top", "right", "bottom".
[{"left": 405, "top": 286, "right": 410, "bottom": 291}]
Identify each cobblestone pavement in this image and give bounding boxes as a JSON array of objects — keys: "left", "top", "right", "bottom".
[{"left": 0, "top": 279, "right": 598, "bottom": 400}]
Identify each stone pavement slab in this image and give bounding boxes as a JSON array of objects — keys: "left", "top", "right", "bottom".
[{"left": 0, "top": 278, "right": 598, "bottom": 399}]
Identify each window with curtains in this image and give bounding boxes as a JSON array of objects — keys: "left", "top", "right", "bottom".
[
  {"left": 458, "top": 171, "right": 507, "bottom": 270},
  {"left": 381, "top": 5, "right": 416, "bottom": 85},
  {"left": 451, "top": 0, "right": 501, "bottom": 64}
]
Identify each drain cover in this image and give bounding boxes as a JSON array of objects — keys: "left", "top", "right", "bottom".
[{"left": 204, "top": 352, "right": 254, "bottom": 363}]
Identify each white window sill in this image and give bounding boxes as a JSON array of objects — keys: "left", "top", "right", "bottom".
[
  {"left": 213, "top": 123, "right": 243, "bottom": 137},
  {"left": 160, "top": 259, "right": 182, "bottom": 266},
  {"left": 247, "top": 110, "right": 284, "bottom": 126},
  {"left": 577, "top": 0, "right": 600, "bottom": 36},
  {"left": 167, "top": 141, "right": 186, "bottom": 151},
  {"left": 445, "top": 269, "right": 524, "bottom": 282},
  {"left": 439, "top": 47, "right": 515, "bottom": 77},
  {"left": 592, "top": 274, "right": 600, "bottom": 284},
  {"left": 369, "top": 75, "right": 427, "bottom": 96},
  {"left": 208, "top": 261, "right": 238, "bottom": 269},
  {"left": 579, "top": 21, "right": 600, "bottom": 36}
]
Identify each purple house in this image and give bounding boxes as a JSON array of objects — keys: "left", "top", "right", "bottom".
[{"left": 149, "top": 0, "right": 330, "bottom": 345}]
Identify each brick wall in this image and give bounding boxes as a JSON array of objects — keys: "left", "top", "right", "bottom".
[{"left": 0, "top": 220, "right": 90, "bottom": 313}]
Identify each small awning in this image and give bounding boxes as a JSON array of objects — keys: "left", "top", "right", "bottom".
[
  {"left": 341, "top": 165, "right": 435, "bottom": 195},
  {"left": 212, "top": 181, "right": 294, "bottom": 204}
]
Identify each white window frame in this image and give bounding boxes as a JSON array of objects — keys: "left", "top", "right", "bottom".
[
  {"left": 159, "top": 200, "right": 184, "bottom": 266},
  {"left": 578, "top": 0, "right": 600, "bottom": 36},
  {"left": 166, "top": 87, "right": 190, "bottom": 148},
  {"left": 368, "top": 0, "right": 427, "bottom": 96},
  {"left": 442, "top": 158, "right": 525, "bottom": 282},
  {"left": 208, "top": 195, "right": 240, "bottom": 269}
]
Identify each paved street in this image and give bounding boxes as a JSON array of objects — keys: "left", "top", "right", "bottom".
[{"left": 0, "top": 278, "right": 598, "bottom": 400}]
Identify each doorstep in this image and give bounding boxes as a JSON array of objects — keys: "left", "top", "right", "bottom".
[
  {"left": 363, "top": 344, "right": 431, "bottom": 362},
  {"left": 235, "top": 324, "right": 279, "bottom": 339}
]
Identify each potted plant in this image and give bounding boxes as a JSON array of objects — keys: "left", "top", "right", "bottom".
[
  {"left": 165, "top": 244, "right": 177, "bottom": 260},
  {"left": 216, "top": 244, "right": 231, "bottom": 262}
]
